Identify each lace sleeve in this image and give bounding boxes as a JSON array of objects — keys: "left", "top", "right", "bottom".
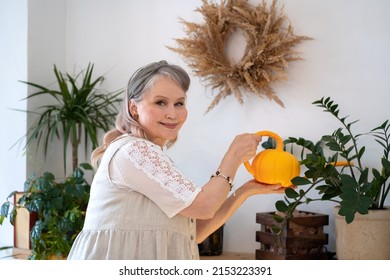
[{"left": 122, "top": 138, "right": 200, "bottom": 203}]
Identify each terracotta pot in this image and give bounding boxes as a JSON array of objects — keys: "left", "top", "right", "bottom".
[{"left": 333, "top": 206, "right": 390, "bottom": 260}]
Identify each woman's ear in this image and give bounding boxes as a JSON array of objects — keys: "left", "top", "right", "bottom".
[{"left": 128, "top": 100, "right": 138, "bottom": 117}]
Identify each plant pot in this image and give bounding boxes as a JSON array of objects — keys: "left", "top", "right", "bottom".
[
  {"left": 333, "top": 206, "right": 390, "bottom": 260},
  {"left": 198, "top": 225, "right": 224, "bottom": 256},
  {"left": 13, "top": 192, "right": 36, "bottom": 250},
  {"left": 256, "top": 211, "right": 329, "bottom": 260}
]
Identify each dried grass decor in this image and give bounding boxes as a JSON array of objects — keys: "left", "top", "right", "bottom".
[{"left": 168, "top": 0, "right": 311, "bottom": 113}]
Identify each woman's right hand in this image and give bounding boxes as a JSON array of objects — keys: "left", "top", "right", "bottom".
[{"left": 226, "top": 133, "right": 262, "bottom": 164}]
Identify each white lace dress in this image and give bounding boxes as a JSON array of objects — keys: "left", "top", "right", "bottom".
[{"left": 67, "top": 135, "right": 202, "bottom": 260}]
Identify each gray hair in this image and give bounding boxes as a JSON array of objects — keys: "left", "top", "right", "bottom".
[{"left": 115, "top": 60, "right": 190, "bottom": 147}]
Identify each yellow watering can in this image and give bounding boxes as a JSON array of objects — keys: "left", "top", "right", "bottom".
[{"left": 244, "top": 131, "right": 300, "bottom": 187}]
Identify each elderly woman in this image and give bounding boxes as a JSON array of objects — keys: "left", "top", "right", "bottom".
[{"left": 67, "top": 60, "right": 282, "bottom": 260}]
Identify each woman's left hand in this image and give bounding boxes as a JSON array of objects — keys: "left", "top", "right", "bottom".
[{"left": 241, "top": 179, "right": 288, "bottom": 195}]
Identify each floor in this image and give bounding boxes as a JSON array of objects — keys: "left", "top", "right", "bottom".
[{"left": 1, "top": 248, "right": 255, "bottom": 260}]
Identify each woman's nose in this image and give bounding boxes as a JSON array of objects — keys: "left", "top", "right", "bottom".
[{"left": 165, "top": 106, "right": 177, "bottom": 119}]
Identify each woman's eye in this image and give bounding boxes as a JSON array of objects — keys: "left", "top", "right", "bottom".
[
  {"left": 175, "top": 102, "right": 185, "bottom": 107},
  {"left": 155, "top": 100, "right": 166, "bottom": 106}
]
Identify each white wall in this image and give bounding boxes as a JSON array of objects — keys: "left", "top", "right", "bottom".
[
  {"left": 26, "top": 0, "right": 67, "bottom": 177},
  {"left": 2, "top": 0, "right": 390, "bottom": 254},
  {"left": 0, "top": 0, "right": 28, "bottom": 248}
]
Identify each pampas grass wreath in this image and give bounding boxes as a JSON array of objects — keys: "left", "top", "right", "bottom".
[{"left": 168, "top": 0, "right": 311, "bottom": 113}]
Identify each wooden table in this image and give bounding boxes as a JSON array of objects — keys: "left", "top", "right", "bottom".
[{"left": 200, "top": 251, "right": 255, "bottom": 260}]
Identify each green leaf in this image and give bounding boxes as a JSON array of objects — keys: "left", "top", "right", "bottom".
[
  {"left": 6, "top": 191, "right": 18, "bottom": 200},
  {"left": 305, "top": 198, "right": 313, "bottom": 204},
  {"left": 372, "top": 168, "right": 381, "bottom": 179},
  {"left": 0, "top": 202, "right": 10, "bottom": 219},
  {"left": 72, "top": 168, "right": 84, "bottom": 179},
  {"left": 273, "top": 213, "right": 284, "bottom": 223},
  {"left": 271, "top": 224, "right": 281, "bottom": 234},
  {"left": 26, "top": 196, "right": 43, "bottom": 212},
  {"left": 9, "top": 209, "right": 17, "bottom": 226},
  {"left": 358, "top": 168, "right": 369, "bottom": 185},
  {"left": 285, "top": 187, "right": 299, "bottom": 199},
  {"left": 79, "top": 162, "right": 93, "bottom": 170},
  {"left": 30, "top": 220, "right": 44, "bottom": 241},
  {"left": 382, "top": 157, "right": 390, "bottom": 170},
  {"left": 299, "top": 189, "right": 307, "bottom": 196},
  {"left": 291, "top": 176, "right": 311, "bottom": 186},
  {"left": 345, "top": 212, "right": 355, "bottom": 224},
  {"left": 340, "top": 174, "right": 357, "bottom": 191},
  {"left": 357, "top": 196, "right": 374, "bottom": 215},
  {"left": 275, "top": 200, "right": 288, "bottom": 212},
  {"left": 357, "top": 146, "right": 365, "bottom": 160}
]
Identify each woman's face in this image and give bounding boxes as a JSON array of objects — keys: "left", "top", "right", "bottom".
[{"left": 129, "top": 76, "right": 188, "bottom": 147}]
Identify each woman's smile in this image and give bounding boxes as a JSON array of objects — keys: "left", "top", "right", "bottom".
[{"left": 160, "top": 122, "right": 178, "bottom": 129}]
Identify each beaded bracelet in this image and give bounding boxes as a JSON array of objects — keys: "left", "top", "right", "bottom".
[{"left": 210, "top": 169, "right": 235, "bottom": 194}]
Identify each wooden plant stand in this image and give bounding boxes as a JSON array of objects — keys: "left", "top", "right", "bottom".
[{"left": 256, "top": 211, "right": 329, "bottom": 260}]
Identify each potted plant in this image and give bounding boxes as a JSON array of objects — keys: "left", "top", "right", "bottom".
[
  {"left": 0, "top": 63, "right": 123, "bottom": 259},
  {"left": 0, "top": 164, "right": 92, "bottom": 259},
  {"left": 273, "top": 97, "right": 390, "bottom": 259},
  {"left": 18, "top": 63, "right": 123, "bottom": 173}
]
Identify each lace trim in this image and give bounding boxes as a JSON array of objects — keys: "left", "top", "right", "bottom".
[{"left": 123, "top": 138, "right": 199, "bottom": 202}]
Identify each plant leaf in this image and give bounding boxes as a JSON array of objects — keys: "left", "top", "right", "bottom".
[
  {"left": 291, "top": 176, "right": 311, "bottom": 186},
  {"left": 285, "top": 187, "right": 299, "bottom": 199},
  {"left": 275, "top": 200, "right": 288, "bottom": 212}
]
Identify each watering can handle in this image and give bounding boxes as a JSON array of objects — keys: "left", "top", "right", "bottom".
[{"left": 243, "top": 130, "right": 284, "bottom": 175}]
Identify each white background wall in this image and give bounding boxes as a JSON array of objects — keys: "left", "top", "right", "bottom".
[
  {"left": 0, "top": 0, "right": 27, "bottom": 249},
  {"left": 1, "top": 0, "right": 390, "bottom": 254}
]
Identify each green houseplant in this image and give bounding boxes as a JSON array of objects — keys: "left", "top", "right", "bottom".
[
  {"left": 0, "top": 164, "right": 92, "bottom": 259},
  {"left": 0, "top": 63, "right": 123, "bottom": 259},
  {"left": 19, "top": 63, "right": 123, "bottom": 173},
  {"left": 272, "top": 97, "right": 390, "bottom": 259}
]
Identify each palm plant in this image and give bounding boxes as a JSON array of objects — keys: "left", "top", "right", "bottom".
[{"left": 19, "top": 63, "right": 123, "bottom": 173}]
